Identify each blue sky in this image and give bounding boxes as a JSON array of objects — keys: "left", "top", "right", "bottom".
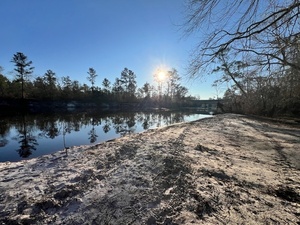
[{"left": 0, "top": 0, "right": 219, "bottom": 99}]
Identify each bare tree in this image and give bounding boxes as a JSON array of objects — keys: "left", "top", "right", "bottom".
[{"left": 184, "top": 0, "right": 300, "bottom": 76}]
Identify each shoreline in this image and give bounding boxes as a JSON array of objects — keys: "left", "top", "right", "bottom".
[
  {"left": 0, "top": 111, "right": 212, "bottom": 163},
  {"left": 1, "top": 114, "right": 299, "bottom": 224}
]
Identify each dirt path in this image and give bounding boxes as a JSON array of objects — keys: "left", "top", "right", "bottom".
[{"left": 0, "top": 114, "right": 299, "bottom": 224}]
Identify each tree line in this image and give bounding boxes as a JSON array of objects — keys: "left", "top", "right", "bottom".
[{"left": 0, "top": 52, "right": 191, "bottom": 107}]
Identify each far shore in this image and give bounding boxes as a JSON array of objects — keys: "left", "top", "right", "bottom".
[{"left": 0, "top": 113, "right": 299, "bottom": 224}]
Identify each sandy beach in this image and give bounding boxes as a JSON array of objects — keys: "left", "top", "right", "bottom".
[{"left": 0, "top": 113, "right": 299, "bottom": 224}]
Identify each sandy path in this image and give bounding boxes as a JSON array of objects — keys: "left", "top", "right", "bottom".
[{"left": 0, "top": 114, "right": 299, "bottom": 224}]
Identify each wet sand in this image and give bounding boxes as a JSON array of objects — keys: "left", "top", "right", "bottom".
[{"left": 0, "top": 114, "right": 299, "bottom": 224}]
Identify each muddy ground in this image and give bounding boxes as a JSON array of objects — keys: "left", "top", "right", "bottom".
[{"left": 0, "top": 114, "right": 299, "bottom": 224}]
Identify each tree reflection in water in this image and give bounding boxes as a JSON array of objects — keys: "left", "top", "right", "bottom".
[
  {"left": 102, "top": 118, "right": 111, "bottom": 133},
  {"left": 15, "top": 114, "right": 38, "bottom": 158},
  {"left": 37, "top": 116, "right": 59, "bottom": 139},
  {"left": 0, "top": 139, "right": 8, "bottom": 147},
  {"left": 0, "top": 119, "right": 10, "bottom": 148},
  {"left": 0, "top": 110, "right": 206, "bottom": 161},
  {"left": 88, "top": 117, "right": 99, "bottom": 144}
]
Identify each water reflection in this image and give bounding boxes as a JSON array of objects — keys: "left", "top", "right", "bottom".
[
  {"left": 102, "top": 118, "right": 111, "bottom": 133},
  {"left": 37, "top": 117, "right": 59, "bottom": 139},
  {"left": 15, "top": 115, "right": 38, "bottom": 158},
  {"left": 0, "top": 119, "right": 10, "bottom": 147},
  {"left": 88, "top": 118, "right": 99, "bottom": 143},
  {"left": 0, "top": 111, "right": 211, "bottom": 162}
]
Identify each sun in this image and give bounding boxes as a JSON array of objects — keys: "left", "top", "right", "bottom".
[
  {"left": 157, "top": 70, "right": 166, "bottom": 81},
  {"left": 153, "top": 65, "right": 169, "bottom": 83},
  {"left": 155, "top": 67, "right": 168, "bottom": 82}
]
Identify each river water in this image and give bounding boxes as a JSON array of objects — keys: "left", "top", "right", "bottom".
[{"left": 0, "top": 111, "right": 211, "bottom": 162}]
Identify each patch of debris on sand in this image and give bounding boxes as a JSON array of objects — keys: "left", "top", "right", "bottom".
[{"left": 0, "top": 114, "right": 299, "bottom": 224}]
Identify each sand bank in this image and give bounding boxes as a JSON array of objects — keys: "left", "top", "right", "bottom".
[{"left": 0, "top": 114, "right": 299, "bottom": 224}]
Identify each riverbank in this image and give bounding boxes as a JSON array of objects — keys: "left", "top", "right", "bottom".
[
  {"left": 0, "top": 98, "right": 220, "bottom": 115},
  {"left": 1, "top": 114, "right": 299, "bottom": 224}
]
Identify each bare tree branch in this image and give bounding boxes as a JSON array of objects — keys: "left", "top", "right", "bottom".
[{"left": 184, "top": 0, "right": 300, "bottom": 77}]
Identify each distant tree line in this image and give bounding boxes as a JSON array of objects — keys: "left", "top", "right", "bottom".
[{"left": 0, "top": 52, "right": 192, "bottom": 108}]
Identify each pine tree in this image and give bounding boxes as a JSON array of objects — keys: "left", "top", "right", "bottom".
[{"left": 11, "top": 52, "right": 34, "bottom": 100}]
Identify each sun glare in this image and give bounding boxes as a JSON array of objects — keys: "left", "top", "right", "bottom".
[
  {"left": 155, "top": 66, "right": 169, "bottom": 82},
  {"left": 157, "top": 71, "right": 166, "bottom": 81}
]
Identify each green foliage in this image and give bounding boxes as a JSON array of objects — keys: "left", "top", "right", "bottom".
[
  {"left": 120, "top": 68, "right": 137, "bottom": 101},
  {"left": 87, "top": 67, "right": 97, "bottom": 93},
  {"left": 44, "top": 70, "right": 58, "bottom": 99},
  {"left": 11, "top": 52, "right": 34, "bottom": 99},
  {"left": 142, "top": 82, "right": 151, "bottom": 97},
  {"left": 0, "top": 73, "right": 10, "bottom": 97}
]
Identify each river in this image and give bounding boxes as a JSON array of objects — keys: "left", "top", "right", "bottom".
[{"left": 0, "top": 111, "right": 211, "bottom": 162}]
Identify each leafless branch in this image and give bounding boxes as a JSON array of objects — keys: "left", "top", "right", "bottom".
[{"left": 184, "top": 0, "right": 300, "bottom": 77}]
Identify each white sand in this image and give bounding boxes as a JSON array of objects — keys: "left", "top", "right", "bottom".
[{"left": 0, "top": 114, "right": 299, "bottom": 224}]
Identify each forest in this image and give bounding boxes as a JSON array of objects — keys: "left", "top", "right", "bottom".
[{"left": 0, "top": 52, "right": 192, "bottom": 111}]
